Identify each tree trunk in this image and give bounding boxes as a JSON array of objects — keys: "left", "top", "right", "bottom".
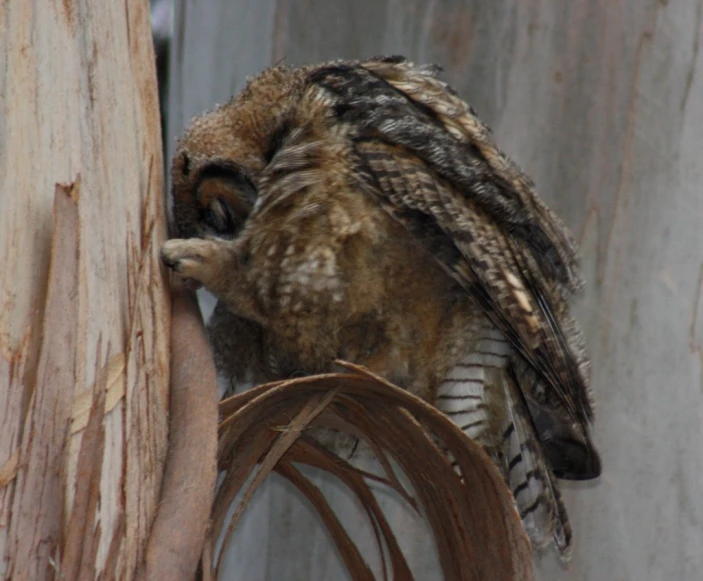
[
  {"left": 168, "top": 1, "right": 703, "bottom": 579},
  {"left": 0, "top": 2, "right": 169, "bottom": 579}
]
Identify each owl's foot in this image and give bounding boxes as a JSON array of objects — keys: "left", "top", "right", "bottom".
[{"left": 161, "top": 238, "right": 232, "bottom": 290}]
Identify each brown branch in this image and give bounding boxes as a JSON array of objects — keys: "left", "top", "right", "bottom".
[{"left": 142, "top": 286, "right": 218, "bottom": 581}]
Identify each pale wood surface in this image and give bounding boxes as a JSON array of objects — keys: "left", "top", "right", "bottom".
[
  {"left": 0, "top": 1, "right": 169, "bottom": 579},
  {"left": 168, "top": 1, "right": 703, "bottom": 579}
]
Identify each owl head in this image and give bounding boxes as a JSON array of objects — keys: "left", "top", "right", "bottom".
[{"left": 170, "top": 66, "right": 300, "bottom": 240}]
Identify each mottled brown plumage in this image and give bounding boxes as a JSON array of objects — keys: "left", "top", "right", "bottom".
[{"left": 161, "top": 56, "right": 600, "bottom": 559}]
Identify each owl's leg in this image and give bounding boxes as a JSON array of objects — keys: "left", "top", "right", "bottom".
[{"left": 161, "top": 238, "right": 263, "bottom": 323}]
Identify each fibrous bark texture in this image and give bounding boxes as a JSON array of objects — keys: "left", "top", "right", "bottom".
[{"left": 0, "top": 2, "right": 169, "bottom": 579}]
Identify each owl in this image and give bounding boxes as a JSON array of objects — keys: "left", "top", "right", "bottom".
[{"left": 161, "top": 56, "right": 601, "bottom": 559}]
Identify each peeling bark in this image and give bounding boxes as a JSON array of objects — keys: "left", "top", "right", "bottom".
[{"left": 0, "top": 2, "right": 169, "bottom": 579}]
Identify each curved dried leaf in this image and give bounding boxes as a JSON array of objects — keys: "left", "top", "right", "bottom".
[{"left": 213, "top": 363, "right": 535, "bottom": 581}]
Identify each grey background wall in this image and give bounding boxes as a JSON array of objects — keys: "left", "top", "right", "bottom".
[{"left": 168, "top": 2, "right": 703, "bottom": 579}]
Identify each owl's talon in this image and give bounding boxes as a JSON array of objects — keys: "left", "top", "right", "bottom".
[
  {"left": 160, "top": 252, "right": 177, "bottom": 270},
  {"left": 161, "top": 237, "right": 232, "bottom": 291}
]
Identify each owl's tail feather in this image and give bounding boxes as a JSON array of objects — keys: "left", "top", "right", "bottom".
[
  {"left": 497, "top": 368, "right": 572, "bottom": 559},
  {"left": 435, "top": 317, "right": 572, "bottom": 558}
]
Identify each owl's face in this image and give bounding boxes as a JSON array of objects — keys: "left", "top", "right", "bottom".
[
  {"left": 170, "top": 149, "right": 259, "bottom": 240},
  {"left": 170, "top": 66, "right": 302, "bottom": 242}
]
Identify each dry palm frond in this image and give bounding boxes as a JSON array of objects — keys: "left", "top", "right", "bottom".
[
  {"left": 210, "top": 362, "right": 535, "bottom": 581},
  {"left": 146, "top": 290, "right": 533, "bottom": 580}
]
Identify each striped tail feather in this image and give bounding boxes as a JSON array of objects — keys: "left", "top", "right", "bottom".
[
  {"left": 498, "top": 366, "right": 571, "bottom": 557},
  {"left": 435, "top": 315, "right": 572, "bottom": 558},
  {"left": 435, "top": 315, "right": 510, "bottom": 444}
]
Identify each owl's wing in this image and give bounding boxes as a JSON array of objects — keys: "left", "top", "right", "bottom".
[{"left": 308, "top": 57, "right": 600, "bottom": 479}]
